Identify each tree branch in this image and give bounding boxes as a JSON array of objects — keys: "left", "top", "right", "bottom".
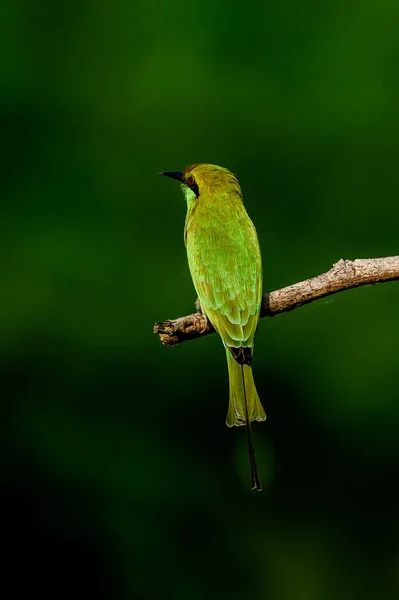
[{"left": 154, "top": 256, "right": 399, "bottom": 347}]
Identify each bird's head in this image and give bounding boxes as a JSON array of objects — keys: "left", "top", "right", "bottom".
[{"left": 160, "top": 164, "right": 242, "bottom": 205}]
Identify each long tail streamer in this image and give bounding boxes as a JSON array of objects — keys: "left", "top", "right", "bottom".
[{"left": 242, "top": 364, "right": 262, "bottom": 491}]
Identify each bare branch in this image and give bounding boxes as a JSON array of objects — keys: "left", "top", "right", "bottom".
[{"left": 154, "top": 256, "right": 399, "bottom": 346}]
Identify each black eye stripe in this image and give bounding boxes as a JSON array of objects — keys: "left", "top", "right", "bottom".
[{"left": 187, "top": 176, "right": 200, "bottom": 197}]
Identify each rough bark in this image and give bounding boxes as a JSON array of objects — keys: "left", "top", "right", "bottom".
[{"left": 154, "top": 256, "right": 399, "bottom": 346}]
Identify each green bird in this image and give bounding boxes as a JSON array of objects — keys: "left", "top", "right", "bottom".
[{"left": 160, "top": 164, "right": 266, "bottom": 490}]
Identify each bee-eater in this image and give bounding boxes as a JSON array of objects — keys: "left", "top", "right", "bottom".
[{"left": 160, "top": 164, "right": 266, "bottom": 490}]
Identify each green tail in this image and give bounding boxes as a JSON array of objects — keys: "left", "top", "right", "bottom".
[
  {"left": 225, "top": 349, "right": 266, "bottom": 491},
  {"left": 225, "top": 349, "right": 266, "bottom": 427}
]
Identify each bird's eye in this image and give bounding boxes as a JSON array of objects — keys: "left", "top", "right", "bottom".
[{"left": 187, "top": 176, "right": 199, "bottom": 197}]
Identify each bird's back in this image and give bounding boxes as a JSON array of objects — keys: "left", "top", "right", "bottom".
[{"left": 185, "top": 189, "right": 262, "bottom": 350}]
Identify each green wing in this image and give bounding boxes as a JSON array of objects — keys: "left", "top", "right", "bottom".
[{"left": 186, "top": 203, "right": 262, "bottom": 349}]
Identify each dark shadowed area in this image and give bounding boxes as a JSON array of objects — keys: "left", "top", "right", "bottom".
[{"left": 1, "top": 1, "right": 399, "bottom": 598}]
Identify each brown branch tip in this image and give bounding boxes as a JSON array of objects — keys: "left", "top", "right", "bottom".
[{"left": 153, "top": 256, "right": 399, "bottom": 347}]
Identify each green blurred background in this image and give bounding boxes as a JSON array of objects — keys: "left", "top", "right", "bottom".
[{"left": 2, "top": 1, "right": 399, "bottom": 598}]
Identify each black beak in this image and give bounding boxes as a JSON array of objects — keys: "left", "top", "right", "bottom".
[{"left": 159, "top": 171, "right": 184, "bottom": 183}]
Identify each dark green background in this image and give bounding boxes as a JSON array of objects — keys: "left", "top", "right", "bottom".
[{"left": 2, "top": 1, "right": 399, "bottom": 598}]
